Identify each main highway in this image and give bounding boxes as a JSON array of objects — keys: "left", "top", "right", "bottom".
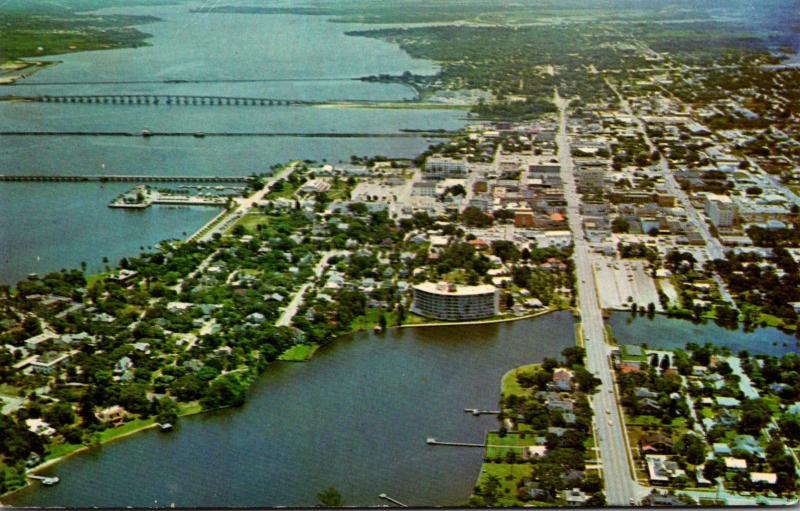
[{"left": 555, "top": 91, "right": 647, "bottom": 506}]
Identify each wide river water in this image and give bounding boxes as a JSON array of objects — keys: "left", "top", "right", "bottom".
[
  {"left": 8, "top": 313, "right": 576, "bottom": 507},
  {"left": 0, "top": 1, "right": 467, "bottom": 284}
]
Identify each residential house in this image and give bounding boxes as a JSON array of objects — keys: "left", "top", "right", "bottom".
[
  {"left": 95, "top": 405, "right": 128, "bottom": 426},
  {"left": 552, "top": 368, "right": 575, "bottom": 391}
]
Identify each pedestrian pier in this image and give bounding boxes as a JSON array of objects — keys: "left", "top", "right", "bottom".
[
  {"left": 464, "top": 408, "right": 501, "bottom": 416},
  {"left": 0, "top": 175, "right": 251, "bottom": 183},
  {"left": 378, "top": 494, "right": 408, "bottom": 507},
  {"left": 426, "top": 437, "right": 486, "bottom": 447}
]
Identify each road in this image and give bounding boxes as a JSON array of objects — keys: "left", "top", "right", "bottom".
[
  {"left": 192, "top": 162, "right": 299, "bottom": 243},
  {"left": 603, "top": 78, "right": 735, "bottom": 306},
  {"left": 555, "top": 91, "right": 646, "bottom": 506},
  {"left": 275, "top": 250, "right": 344, "bottom": 327}
]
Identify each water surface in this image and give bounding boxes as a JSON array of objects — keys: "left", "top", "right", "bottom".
[{"left": 8, "top": 312, "right": 575, "bottom": 507}]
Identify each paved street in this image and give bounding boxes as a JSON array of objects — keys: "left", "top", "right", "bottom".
[
  {"left": 556, "top": 91, "right": 646, "bottom": 506},
  {"left": 276, "top": 250, "right": 344, "bottom": 327},
  {"left": 603, "top": 78, "right": 735, "bottom": 305},
  {"left": 192, "top": 162, "right": 299, "bottom": 243}
]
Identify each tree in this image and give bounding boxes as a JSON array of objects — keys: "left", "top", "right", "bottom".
[
  {"left": 156, "top": 397, "right": 179, "bottom": 426},
  {"left": 739, "top": 399, "right": 772, "bottom": 435},
  {"left": 462, "top": 207, "right": 493, "bottom": 227},
  {"left": 561, "top": 346, "right": 586, "bottom": 367},
  {"left": 676, "top": 433, "right": 706, "bottom": 465},
  {"left": 650, "top": 353, "right": 659, "bottom": 368},
  {"left": 316, "top": 487, "right": 343, "bottom": 507},
  {"left": 659, "top": 355, "right": 671, "bottom": 371},
  {"left": 611, "top": 217, "right": 630, "bottom": 233},
  {"left": 505, "top": 293, "right": 514, "bottom": 310}
]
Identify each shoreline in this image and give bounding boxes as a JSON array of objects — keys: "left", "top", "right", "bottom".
[
  {"left": 0, "top": 60, "right": 59, "bottom": 85},
  {"left": 0, "top": 310, "right": 560, "bottom": 503},
  {"left": 398, "top": 307, "right": 557, "bottom": 329},
  {"left": 0, "top": 404, "right": 205, "bottom": 503}
]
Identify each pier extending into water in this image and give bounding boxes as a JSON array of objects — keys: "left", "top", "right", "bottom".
[
  {"left": 463, "top": 408, "right": 500, "bottom": 416},
  {"left": 0, "top": 175, "right": 251, "bottom": 183},
  {"left": 378, "top": 494, "right": 408, "bottom": 507},
  {"left": 426, "top": 437, "right": 486, "bottom": 448}
]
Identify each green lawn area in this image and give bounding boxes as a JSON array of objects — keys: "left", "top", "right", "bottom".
[
  {"left": 485, "top": 432, "right": 535, "bottom": 459},
  {"left": 670, "top": 417, "right": 688, "bottom": 430},
  {"left": 575, "top": 322, "right": 584, "bottom": 348},
  {"left": 403, "top": 313, "right": 432, "bottom": 325},
  {"left": 474, "top": 462, "right": 530, "bottom": 506},
  {"left": 620, "top": 344, "right": 647, "bottom": 362},
  {"left": 45, "top": 442, "right": 84, "bottom": 461},
  {"left": 278, "top": 343, "right": 320, "bottom": 361},
  {"left": 86, "top": 272, "right": 110, "bottom": 286},
  {"left": 758, "top": 312, "right": 793, "bottom": 330},
  {"left": 235, "top": 213, "right": 271, "bottom": 233},
  {"left": 97, "top": 417, "right": 155, "bottom": 443},
  {"left": 326, "top": 180, "right": 351, "bottom": 201},
  {"left": 350, "top": 308, "right": 398, "bottom": 332},
  {"left": 265, "top": 180, "right": 303, "bottom": 200},
  {"left": 502, "top": 364, "right": 540, "bottom": 398},
  {"left": 179, "top": 402, "right": 203, "bottom": 416},
  {"left": 701, "top": 407, "right": 714, "bottom": 419}
]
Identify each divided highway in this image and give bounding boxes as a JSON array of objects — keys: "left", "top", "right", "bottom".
[{"left": 555, "top": 92, "right": 647, "bottom": 506}]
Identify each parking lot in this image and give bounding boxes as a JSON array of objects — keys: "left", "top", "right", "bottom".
[{"left": 593, "top": 255, "right": 662, "bottom": 311}]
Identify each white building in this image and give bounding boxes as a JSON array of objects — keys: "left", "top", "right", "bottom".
[
  {"left": 411, "top": 282, "right": 499, "bottom": 321},
  {"left": 704, "top": 193, "right": 736, "bottom": 227},
  {"left": 423, "top": 157, "right": 467, "bottom": 179}
]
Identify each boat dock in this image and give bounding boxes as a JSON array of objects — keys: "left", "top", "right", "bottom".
[
  {"left": 464, "top": 408, "right": 500, "bottom": 416},
  {"left": 108, "top": 185, "right": 231, "bottom": 209},
  {"left": 378, "top": 494, "right": 408, "bottom": 507},
  {"left": 27, "top": 474, "right": 60, "bottom": 486},
  {"left": 426, "top": 437, "right": 486, "bottom": 448}
]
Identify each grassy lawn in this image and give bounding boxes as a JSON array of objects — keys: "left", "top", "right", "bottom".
[
  {"left": 85, "top": 272, "right": 110, "bottom": 286},
  {"left": 179, "top": 402, "right": 203, "bottom": 416},
  {"left": 575, "top": 322, "right": 584, "bottom": 348},
  {"left": 45, "top": 442, "right": 85, "bottom": 461},
  {"left": 474, "top": 462, "right": 530, "bottom": 506},
  {"left": 502, "top": 364, "right": 540, "bottom": 399},
  {"left": 403, "top": 312, "right": 430, "bottom": 325},
  {"left": 235, "top": 213, "right": 271, "bottom": 233},
  {"left": 278, "top": 343, "right": 320, "bottom": 362},
  {"left": 265, "top": 180, "right": 303, "bottom": 200},
  {"left": 485, "top": 432, "right": 535, "bottom": 459},
  {"left": 98, "top": 418, "right": 156, "bottom": 443},
  {"left": 350, "top": 308, "right": 397, "bottom": 332}
]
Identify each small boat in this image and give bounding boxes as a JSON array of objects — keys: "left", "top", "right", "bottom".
[
  {"left": 141, "top": 128, "right": 153, "bottom": 137},
  {"left": 158, "top": 422, "right": 174, "bottom": 432},
  {"left": 193, "top": 132, "right": 206, "bottom": 138},
  {"left": 41, "top": 477, "right": 60, "bottom": 486}
]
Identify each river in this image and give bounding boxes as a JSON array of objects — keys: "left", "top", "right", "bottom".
[
  {"left": 0, "top": 1, "right": 467, "bottom": 284},
  {"left": 7, "top": 312, "right": 576, "bottom": 507}
]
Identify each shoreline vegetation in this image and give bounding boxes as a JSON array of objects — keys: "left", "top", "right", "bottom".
[
  {"left": 0, "top": 2, "right": 158, "bottom": 83},
  {"left": 0, "top": 306, "right": 560, "bottom": 501}
]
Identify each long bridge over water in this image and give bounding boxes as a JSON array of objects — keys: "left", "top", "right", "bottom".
[
  {"left": 0, "top": 175, "right": 251, "bottom": 183},
  {"left": 9, "top": 94, "right": 317, "bottom": 106}
]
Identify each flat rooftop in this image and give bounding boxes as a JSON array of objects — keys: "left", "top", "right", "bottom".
[{"left": 414, "top": 282, "right": 497, "bottom": 296}]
